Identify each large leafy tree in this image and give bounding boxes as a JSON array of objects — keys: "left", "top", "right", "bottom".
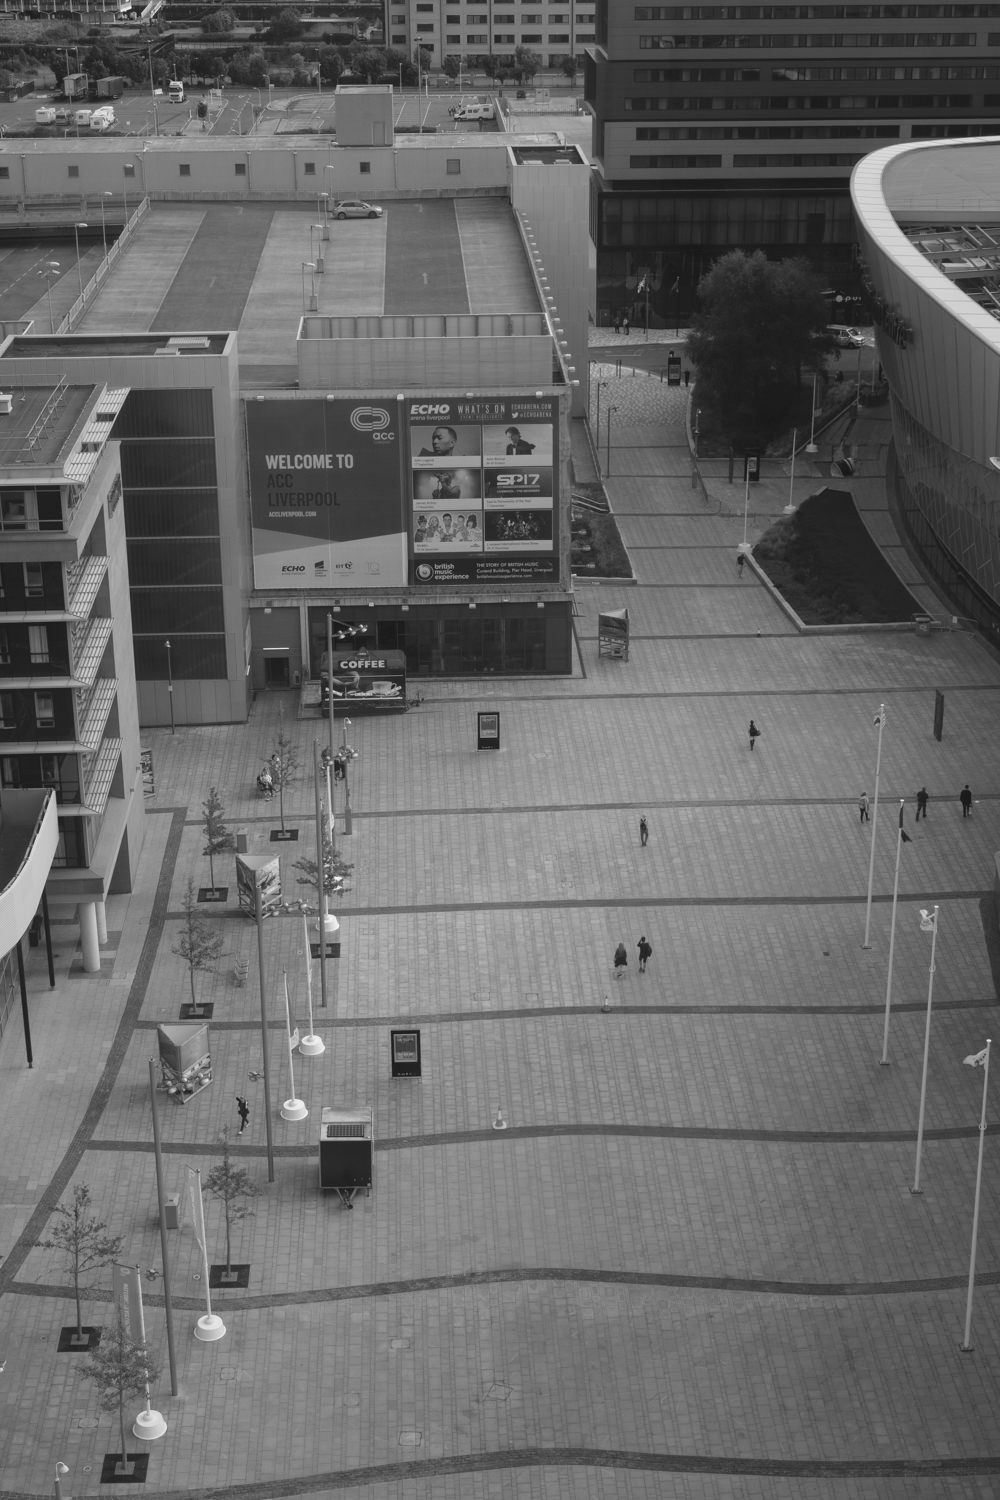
[
  {"left": 686, "top": 250, "right": 833, "bottom": 452},
  {"left": 38, "top": 1184, "right": 123, "bottom": 1339}
]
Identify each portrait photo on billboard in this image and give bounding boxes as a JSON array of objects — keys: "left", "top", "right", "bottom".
[
  {"left": 483, "top": 466, "right": 553, "bottom": 503},
  {"left": 484, "top": 510, "right": 553, "bottom": 550},
  {"left": 411, "top": 424, "right": 482, "bottom": 463},
  {"left": 412, "top": 467, "right": 482, "bottom": 503},
  {"left": 482, "top": 422, "right": 553, "bottom": 463},
  {"left": 414, "top": 509, "right": 483, "bottom": 552}
]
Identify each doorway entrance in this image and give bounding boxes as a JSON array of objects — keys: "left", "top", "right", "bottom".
[{"left": 263, "top": 653, "right": 290, "bottom": 688}]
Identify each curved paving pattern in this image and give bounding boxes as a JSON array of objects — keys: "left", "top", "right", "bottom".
[{"left": 1, "top": 330, "right": 999, "bottom": 1499}]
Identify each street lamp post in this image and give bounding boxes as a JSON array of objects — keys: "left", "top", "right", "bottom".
[
  {"left": 960, "top": 1037, "right": 992, "bottom": 1351},
  {"left": 879, "top": 799, "right": 907, "bottom": 1065},
  {"left": 310, "top": 223, "right": 325, "bottom": 275},
  {"left": 164, "top": 639, "right": 175, "bottom": 733},
  {"left": 741, "top": 457, "right": 751, "bottom": 548},
  {"left": 606, "top": 403, "right": 616, "bottom": 477},
  {"left": 40, "top": 262, "right": 60, "bottom": 335},
  {"left": 301, "top": 261, "right": 317, "bottom": 313},
  {"left": 318, "top": 191, "right": 330, "bottom": 240},
  {"left": 911, "top": 905, "right": 939, "bottom": 1194},
  {"left": 862, "top": 704, "right": 886, "bottom": 949},
  {"left": 806, "top": 373, "right": 819, "bottom": 454},
  {"left": 54, "top": 1462, "right": 69, "bottom": 1499},
  {"left": 594, "top": 380, "right": 602, "bottom": 476},
  {"left": 99, "top": 191, "right": 113, "bottom": 258},
  {"left": 72, "top": 221, "right": 87, "bottom": 299},
  {"left": 254, "top": 878, "right": 276, "bottom": 1183}
]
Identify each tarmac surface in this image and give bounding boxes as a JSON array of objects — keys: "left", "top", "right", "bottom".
[{"left": 1, "top": 328, "right": 1000, "bottom": 1499}]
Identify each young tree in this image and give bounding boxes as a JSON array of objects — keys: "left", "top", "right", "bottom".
[
  {"left": 83, "top": 1315, "right": 160, "bottom": 1477},
  {"left": 514, "top": 45, "right": 540, "bottom": 83},
  {"left": 38, "top": 1184, "right": 123, "bottom": 1340},
  {"left": 559, "top": 55, "right": 579, "bottom": 83},
  {"left": 686, "top": 249, "right": 833, "bottom": 453},
  {"left": 201, "top": 785, "right": 234, "bottom": 896},
  {"left": 293, "top": 822, "right": 352, "bottom": 904},
  {"left": 204, "top": 1128, "right": 260, "bottom": 1275},
  {"left": 268, "top": 710, "right": 300, "bottom": 834},
  {"left": 172, "top": 876, "right": 223, "bottom": 1014},
  {"left": 442, "top": 54, "right": 461, "bottom": 81}
]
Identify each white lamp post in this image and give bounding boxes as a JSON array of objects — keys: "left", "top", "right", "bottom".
[
  {"left": 39, "top": 262, "right": 60, "bottom": 335},
  {"left": 741, "top": 456, "right": 751, "bottom": 549},
  {"left": 298, "top": 909, "right": 324, "bottom": 1054},
  {"left": 99, "top": 190, "right": 113, "bottom": 258},
  {"left": 72, "top": 221, "right": 87, "bottom": 298},
  {"left": 279, "top": 971, "right": 308, "bottom": 1119},
  {"left": 960, "top": 1038, "right": 992, "bottom": 1351},
  {"left": 54, "top": 1463, "right": 69, "bottom": 1500},
  {"left": 310, "top": 222, "right": 325, "bottom": 274},
  {"left": 301, "top": 261, "right": 317, "bottom": 313},
  {"left": 319, "top": 191, "right": 330, "bottom": 240},
  {"left": 911, "top": 905, "right": 939, "bottom": 1194},
  {"left": 806, "top": 373, "right": 818, "bottom": 453},
  {"left": 188, "top": 1168, "right": 226, "bottom": 1340},
  {"left": 879, "top": 799, "right": 907, "bottom": 1065},
  {"left": 606, "top": 403, "right": 616, "bottom": 477},
  {"left": 862, "top": 704, "right": 886, "bottom": 949},
  {"left": 784, "top": 428, "right": 797, "bottom": 514}
]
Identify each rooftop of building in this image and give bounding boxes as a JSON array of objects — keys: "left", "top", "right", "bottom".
[
  {"left": 0, "top": 381, "right": 99, "bottom": 469},
  {"left": 0, "top": 197, "right": 551, "bottom": 388}
]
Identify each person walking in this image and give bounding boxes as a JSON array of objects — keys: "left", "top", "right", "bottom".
[
  {"left": 622, "top": 315, "right": 630, "bottom": 336},
  {"left": 737, "top": 552, "right": 746, "bottom": 578},
  {"left": 859, "top": 792, "right": 870, "bottom": 823},
  {"left": 916, "top": 786, "right": 929, "bottom": 821},
  {"left": 960, "top": 784, "right": 973, "bottom": 818},
  {"left": 749, "top": 719, "right": 761, "bottom": 751},
  {"left": 613, "top": 941, "right": 628, "bottom": 978},
  {"left": 683, "top": 368, "right": 691, "bottom": 387},
  {"left": 613, "top": 310, "right": 621, "bottom": 334},
  {"left": 236, "top": 1095, "right": 249, "bottom": 1135},
  {"left": 637, "top": 935, "right": 652, "bottom": 974},
  {"left": 639, "top": 815, "right": 649, "bottom": 847}
]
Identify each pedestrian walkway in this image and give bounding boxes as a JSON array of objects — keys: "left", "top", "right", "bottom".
[{"left": 1, "top": 333, "right": 999, "bottom": 1499}]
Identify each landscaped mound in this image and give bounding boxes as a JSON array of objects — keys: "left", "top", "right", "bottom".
[{"left": 753, "top": 489, "right": 921, "bottom": 625}]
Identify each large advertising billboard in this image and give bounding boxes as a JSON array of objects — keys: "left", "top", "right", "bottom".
[
  {"left": 247, "top": 400, "right": 406, "bottom": 590},
  {"left": 407, "top": 396, "right": 559, "bottom": 585}
]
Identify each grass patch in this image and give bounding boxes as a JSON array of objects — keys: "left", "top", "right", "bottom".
[
  {"left": 753, "top": 489, "right": 921, "bottom": 625},
  {"left": 571, "top": 507, "right": 633, "bottom": 579}
]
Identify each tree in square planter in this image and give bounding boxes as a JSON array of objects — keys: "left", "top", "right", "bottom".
[
  {"left": 173, "top": 876, "right": 224, "bottom": 1019},
  {"left": 205, "top": 1127, "right": 259, "bottom": 1288},
  {"left": 268, "top": 709, "right": 300, "bottom": 837},
  {"left": 83, "top": 1312, "right": 160, "bottom": 1483},
  {"left": 38, "top": 1183, "right": 123, "bottom": 1351},
  {"left": 200, "top": 785, "right": 234, "bottom": 901}
]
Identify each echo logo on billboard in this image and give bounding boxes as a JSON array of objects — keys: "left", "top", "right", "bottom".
[{"left": 350, "top": 406, "right": 392, "bottom": 435}]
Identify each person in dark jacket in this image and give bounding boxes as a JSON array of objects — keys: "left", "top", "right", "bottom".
[{"left": 613, "top": 941, "right": 628, "bottom": 977}]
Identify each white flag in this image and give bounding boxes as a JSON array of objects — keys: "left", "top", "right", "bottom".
[
  {"left": 187, "top": 1169, "right": 206, "bottom": 1253},
  {"left": 964, "top": 1047, "right": 989, "bottom": 1068}
]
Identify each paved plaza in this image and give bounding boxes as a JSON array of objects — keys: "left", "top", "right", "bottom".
[{"left": 1, "top": 333, "right": 999, "bottom": 1499}]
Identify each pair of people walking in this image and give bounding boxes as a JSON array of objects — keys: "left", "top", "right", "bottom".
[
  {"left": 613, "top": 937, "right": 653, "bottom": 976},
  {"left": 914, "top": 785, "right": 972, "bottom": 820}
]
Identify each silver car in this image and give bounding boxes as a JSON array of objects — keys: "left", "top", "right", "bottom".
[{"left": 333, "top": 200, "right": 382, "bottom": 219}]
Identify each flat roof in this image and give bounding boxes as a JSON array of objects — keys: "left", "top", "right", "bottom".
[
  {"left": 0, "top": 199, "right": 545, "bottom": 387},
  {"left": 0, "top": 382, "right": 97, "bottom": 468},
  {"left": 2, "top": 333, "right": 231, "bottom": 360}
]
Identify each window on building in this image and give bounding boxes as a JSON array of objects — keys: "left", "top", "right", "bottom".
[
  {"left": 124, "top": 163, "right": 136, "bottom": 178},
  {"left": 34, "top": 692, "right": 54, "bottom": 728},
  {"left": 68, "top": 165, "right": 79, "bottom": 178},
  {"left": 23, "top": 564, "right": 43, "bottom": 597},
  {"left": 0, "top": 167, "right": 9, "bottom": 179},
  {"left": 1, "top": 492, "right": 29, "bottom": 529},
  {"left": 447, "top": 157, "right": 461, "bottom": 173},
  {"left": 0, "top": 693, "right": 14, "bottom": 728},
  {"left": 0, "top": 629, "right": 9, "bottom": 664},
  {"left": 28, "top": 625, "right": 49, "bottom": 665},
  {"left": 446, "top": 31, "right": 462, "bottom": 40},
  {"left": 304, "top": 162, "right": 316, "bottom": 175},
  {"left": 416, "top": 21, "right": 434, "bottom": 29},
  {"left": 360, "top": 160, "right": 372, "bottom": 173},
  {"left": 467, "top": 31, "right": 488, "bottom": 40},
  {"left": 235, "top": 162, "right": 246, "bottom": 175},
  {"left": 179, "top": 164, "right": 191, "bottom": 177}
]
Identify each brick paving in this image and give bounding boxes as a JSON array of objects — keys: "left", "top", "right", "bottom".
[{"left": 0, "top": 326, "right": 999, "bottom": 1499}]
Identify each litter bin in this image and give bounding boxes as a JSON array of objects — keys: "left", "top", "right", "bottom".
[
  {"left": 162, "top": 1193, "right": 181, "bottom": 1229},
  {"left": 236, "top": 831, "right": 248, "bottom": 853}
]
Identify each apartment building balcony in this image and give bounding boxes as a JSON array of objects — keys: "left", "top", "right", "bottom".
[{"left": 0, "top": 787, "right": 58, "bottom": 951}]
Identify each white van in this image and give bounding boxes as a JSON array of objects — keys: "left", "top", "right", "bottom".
[
  {"left": 828, "top": 324, "right": 864, "bottom": 348},
  {"left": 168, "top": 80, "right": 185, "bottom": 103},
  {"left": 90, "top": 105, "right": 115, "bottom": 132},
  {"left": 34, "top": 106, "right": 56, "bottom": 124},
  {"left": 74, "top": 108, "right": 92, "bottom": 128},
  {"left": 453, "top": 101, "right": 493, "bottom": 121}
]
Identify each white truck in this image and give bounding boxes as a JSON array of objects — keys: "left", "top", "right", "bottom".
[
  {"left": 168, "top": 80, "right": 185, "bottom": 103},
  {"left": 90, "top": 105, "right": 115, "bottom": 132}
]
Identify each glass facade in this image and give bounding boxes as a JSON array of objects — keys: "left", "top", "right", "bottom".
[
  {"left": 307, "top": 608, "right": 568, "bottom": 677},
  {"left": 891, "top": 398, "right": 1000, "bottom": 651}
]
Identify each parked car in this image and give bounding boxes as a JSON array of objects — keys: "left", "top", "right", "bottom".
[
  {"left": 333, "top": 200, "right": 382, "bottom": 219},
  {"left": 828, "top": 325, "right": 864, "bottom": 348}
]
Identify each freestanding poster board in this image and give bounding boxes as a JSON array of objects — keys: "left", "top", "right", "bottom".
[
  {"left": 157, "top": 1023, "right": 212, "bottom": 1103},
  {"left": 235, "top": 852, "right": 282, "bottom": 917},
  {"left": 318, "top": 1106, "right": 373, "bottom": 1208},
  {"left": 598, "top": 609, "right": 630, "bottom": 661}
]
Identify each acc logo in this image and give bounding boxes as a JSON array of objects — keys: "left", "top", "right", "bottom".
[
  {"left": 410, "top": 404, "right": 451, "bottom": 417},
  {"left": 350, "top": 406, "right": 391, "bottom": 433},
  {"left": 281, "top": 564, "right": 306, "bottom": 573}
]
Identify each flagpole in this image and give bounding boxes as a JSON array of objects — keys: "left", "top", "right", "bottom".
[
  {"left": 129, "top": 1263, "right": 167, "bottom": 1440},
  {"left": 189, "top": 1167, "right": 226, "bottom": 1341},
  {"left": 279, "top": 969, "right": 308, "bottom": 1120},
  {"left": 862, "top": 703, "right": 886, "bottom": 949},
  {"left": 299, "top": 908, "right": 324, "bottom": 1055},
  {"left": 147, "top": 1058, "right": 178, "bottom": 1395},
  {"left": 961, "top": 1038, "right": 991, "bottom": 1351},
  {"left": 911, "top": 905, "right": 938, "bottom": 1195},
  {"left": 880, "top": 799, "right": 906, "bottom": 1065}
]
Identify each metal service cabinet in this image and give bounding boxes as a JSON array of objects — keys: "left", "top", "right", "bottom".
[{"left": 318, "top": 1107, "right": 373, "bottom": 1204}]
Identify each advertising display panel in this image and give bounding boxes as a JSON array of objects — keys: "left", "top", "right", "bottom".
[
  {"left": 407, "top": 397, "right": 559, "bottom": 585},
  {"left": 247, "top": 400, "right": 406, "bottom": 590}
]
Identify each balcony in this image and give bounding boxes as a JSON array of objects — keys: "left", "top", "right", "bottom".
[{"left": 0, "top": 788, "right": 58, "bottom": 949}]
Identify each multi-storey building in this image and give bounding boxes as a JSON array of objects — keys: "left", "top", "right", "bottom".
[
  {"left": 386, "top": 0, "right": 596, "bottom": 69},
  {"left": 0, "top": 378, "right": 144, "bottom": 974},
  {"left": 584, "top": 1, "right": 1000, "bottom": 326}
]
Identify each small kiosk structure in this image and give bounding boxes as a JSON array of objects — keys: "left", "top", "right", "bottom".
[
  {"left": 318, "top": 1105, "right": 373, "bottom": 1208},
  {"left": 598, "top": 608, "right": 630, "bottom": 661},
  {"left": 235, "top": 852, "right": 282, "bottom": 918},
  {"left": 157, "top": 1023, "right": 212, "bottom": 1104}
]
